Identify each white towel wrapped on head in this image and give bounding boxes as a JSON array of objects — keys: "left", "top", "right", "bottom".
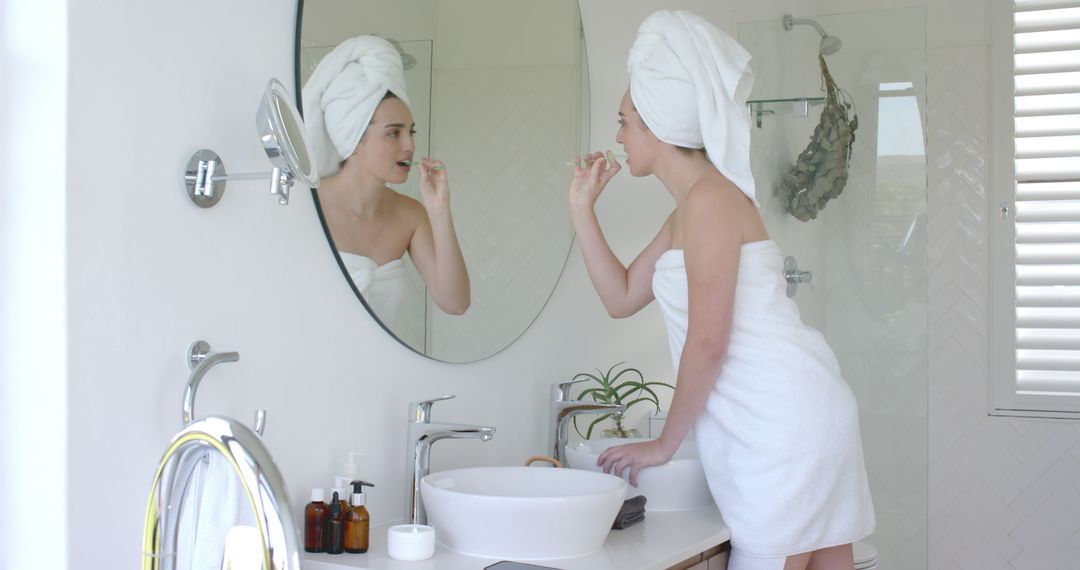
[
  {"left": 628, "top": 10, "right": 757, "bottom": 205},
  {"left": 302, "top": 35, "right": 412, "bottom": 177}
]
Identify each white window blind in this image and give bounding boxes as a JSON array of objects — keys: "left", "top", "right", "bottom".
[{"left": 1001, "top": 0, "right": 1080, "bottom": 414}]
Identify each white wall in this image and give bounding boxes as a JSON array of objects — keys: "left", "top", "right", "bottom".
[
  {"left": 51, "top": 1, "right": 739, "bottom": 568},
  {"left": 0, "top": 0, "right": 68, "bottom": 568}
]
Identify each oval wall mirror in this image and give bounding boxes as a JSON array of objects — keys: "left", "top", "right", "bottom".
[{"left": 295, "top": 0, "right": 589, "bottom": 363}]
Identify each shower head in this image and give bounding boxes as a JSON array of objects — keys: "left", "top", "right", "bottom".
[
  {"left": 819, "top": 35, "right": 842, "bottom": 56},
  {"left": 783, "top": 14, "right": 842, "bottom": 56}
]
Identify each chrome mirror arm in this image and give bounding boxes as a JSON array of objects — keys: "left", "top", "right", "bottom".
[{"left": 183, "top": 78, "right": 317, "bottom": 208}]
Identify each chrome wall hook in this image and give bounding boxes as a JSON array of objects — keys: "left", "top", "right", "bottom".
[
  {"left": 183, "top": 340, "right": 239, "bottom": 426},
  {"left": 183, "top": 340, "right": 266, "bottom": 436},
  {"left": 783, "top": 256, "right": 813, "bottom": 297}
]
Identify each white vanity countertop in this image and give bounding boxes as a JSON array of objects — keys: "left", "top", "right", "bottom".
[{"left": 303, "top": 507, "right": 729, "bottom": 570}]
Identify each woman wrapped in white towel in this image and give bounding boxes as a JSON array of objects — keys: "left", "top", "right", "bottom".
[
  {"left": 303, "top": 35, "right": 470, "bottom": 326},
  {"left": 569, "top": 11, "right": 874, "bottom": 570}
]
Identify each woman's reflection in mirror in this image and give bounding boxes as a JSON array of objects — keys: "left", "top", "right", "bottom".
[{"left": 303, "top": 35, "right": 470, "bottom": 329}]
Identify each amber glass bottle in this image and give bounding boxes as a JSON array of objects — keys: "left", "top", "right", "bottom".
[
  {"left": 344, "top": 492, "right": 370, "bottom": 553},
  {"left": 303, "top": 488, "right": 329, "bottom": 553},
  {"left": 325, "top": 492, "right": 345, "bottom": 554},
  {"left": 332, "top": 486, "right": 349, "bottom": 516}
]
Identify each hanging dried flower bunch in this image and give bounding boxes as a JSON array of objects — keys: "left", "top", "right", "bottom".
[{"left": 774, "top": 55, "right": 859, "bottom": 221}]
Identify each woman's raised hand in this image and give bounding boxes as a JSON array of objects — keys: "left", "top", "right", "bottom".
[
  {"left": 418, "top": 156, "right": 449, "bottom": 211},
  {"left": 569, "top": 151, "right": 621, "bottom": 213}
]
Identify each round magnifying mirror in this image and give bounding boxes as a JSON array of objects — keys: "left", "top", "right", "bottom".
[{"left": 258, "top": 78, "right": 320, "bottom": 189}]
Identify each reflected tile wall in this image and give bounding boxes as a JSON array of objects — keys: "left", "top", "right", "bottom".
[{"left": 428, "top": 65, "right": 577, "bottom": 361}]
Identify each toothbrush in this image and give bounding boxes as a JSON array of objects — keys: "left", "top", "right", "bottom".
[
  {"left": 566, "top": 152, "right": 627, "bottom": 166},
  {"left": 401, "top": 160, "right": 444, "bottom": 170}
]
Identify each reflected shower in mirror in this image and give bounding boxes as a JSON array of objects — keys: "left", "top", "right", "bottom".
[{"left": 297, "top": 0, "right": 589, "bottom": 362}]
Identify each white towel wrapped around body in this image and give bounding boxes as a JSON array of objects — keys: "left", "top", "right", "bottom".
[
  {"left": 302, "top": 35, "right": 411, "bottom": 177},
  {"left": 339, "top": 252, "right": 406, "bottom": 330},
  {"left": 652, "top": 241, "right": 875, "bottom": 561},
  {"left": 628, "top": 10, "right": 757, "bottom": 205}
]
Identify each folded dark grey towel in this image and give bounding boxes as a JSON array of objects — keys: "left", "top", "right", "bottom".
[{"left": 611, "top": 495, "right": 647, "bottom": 529}]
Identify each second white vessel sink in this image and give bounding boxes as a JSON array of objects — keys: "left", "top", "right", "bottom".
[
  {"left": 564, "top": 437, "right": 714, "bottom": 511},
  {"left": 421, "top": 466, "right": 628, "bottom": 560}
]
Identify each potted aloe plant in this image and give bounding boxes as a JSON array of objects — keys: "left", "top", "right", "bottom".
[{"left": 572, "top": 362, "right": 674, "bottom": 439}]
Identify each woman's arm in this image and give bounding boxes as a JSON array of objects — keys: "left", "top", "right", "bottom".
[
  {"left": 597, "top": 182, "right": 742, "bottom": 485},
  {"left": 409, "top": 157, "right": 470, "bottom": 315},
  {"left": 569, "top": 152, "right": 672, "bottom": 318}
]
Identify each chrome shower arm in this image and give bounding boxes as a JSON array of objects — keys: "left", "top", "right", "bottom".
[{"left": 783, "top": 14, "right": 827, "bottom": 37}]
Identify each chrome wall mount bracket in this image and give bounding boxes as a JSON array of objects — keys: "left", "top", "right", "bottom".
[
  {"left": 185, "top": 149, "right": 228, "bottom": 208},
  {"left": 184, "top": 149, "right": 296, "bottom": 208},
  {"left": 182, "top": 78, "right": 318, "bottom": 209}
]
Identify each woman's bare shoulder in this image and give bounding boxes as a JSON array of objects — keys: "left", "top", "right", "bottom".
[
  {"left": 686, "top": 175, "right": 743, "bottom": 218},
  {"left": 386, "top": 189, "right": 428, "bottom": 224},
  {"left": 684, "top": 174, "right": 764, "bottom": 245}
]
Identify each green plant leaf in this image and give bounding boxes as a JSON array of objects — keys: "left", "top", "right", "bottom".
[
  {"left": 577, "top": 386, "right": 612, "bottom": 403},
  {"left": 621, "top": 396, "right": 660, "bottom": 412},
  {"left": 572, "top": 372, "right": 603, "bottom": 385},
  {"left": 569, "top": 364, "right": 673, "bottom": 438},
  {"left": 609, "top": 366, "right": 645, "bottom": 385},
  {"left": 605, "top": 362, "right": 627, "bottom": 380},
  {"left": 614, "top": 382, "right": 659, "bottom": 404},
  {"left": 572, "top": 414, "right": 585, "bottom": 439},
  {"left": 585, "top": 413, "right": 615, "bottom": 440}
]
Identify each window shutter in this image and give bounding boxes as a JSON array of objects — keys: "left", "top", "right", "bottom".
[{"left": 1012, "top": 0, "right": 1080, "bottom": 400}]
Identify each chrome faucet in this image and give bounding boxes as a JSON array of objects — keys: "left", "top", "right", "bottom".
[
  {"left": 406, "top": 395, "right": 496, "bottom": 525},
  {"left": 549, "top": 378, "right": 625, "bottom": 465}
]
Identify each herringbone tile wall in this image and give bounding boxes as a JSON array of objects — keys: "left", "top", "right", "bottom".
[
  {"left": 926, "top": 45, "right": 1080, "bottom": 570},
  {"left": 428, "top": 65, "right": 578, "bottom": 361}
]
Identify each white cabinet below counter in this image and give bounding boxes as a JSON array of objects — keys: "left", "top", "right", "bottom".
[{"left": 304, "top": 506, "right": 729, "bottom": 570}]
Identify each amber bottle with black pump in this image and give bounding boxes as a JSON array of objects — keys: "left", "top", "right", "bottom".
[
  {"left": 344, "top": 480, "right": 375, "bottom": 553},
  {"left": 325, "top": 491, "right": 345, "bottom": 554}
]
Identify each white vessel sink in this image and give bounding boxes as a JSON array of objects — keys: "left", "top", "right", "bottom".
[
  {"left": 564, "top": 438, "right": 714, "bottom": 511},
  {"left": 420, "top": 466, "right": 628, "bottom": 560}
]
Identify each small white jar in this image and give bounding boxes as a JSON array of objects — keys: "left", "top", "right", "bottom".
[{"left": 387, "top": 524, "right": 435, "bottom": 561}]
